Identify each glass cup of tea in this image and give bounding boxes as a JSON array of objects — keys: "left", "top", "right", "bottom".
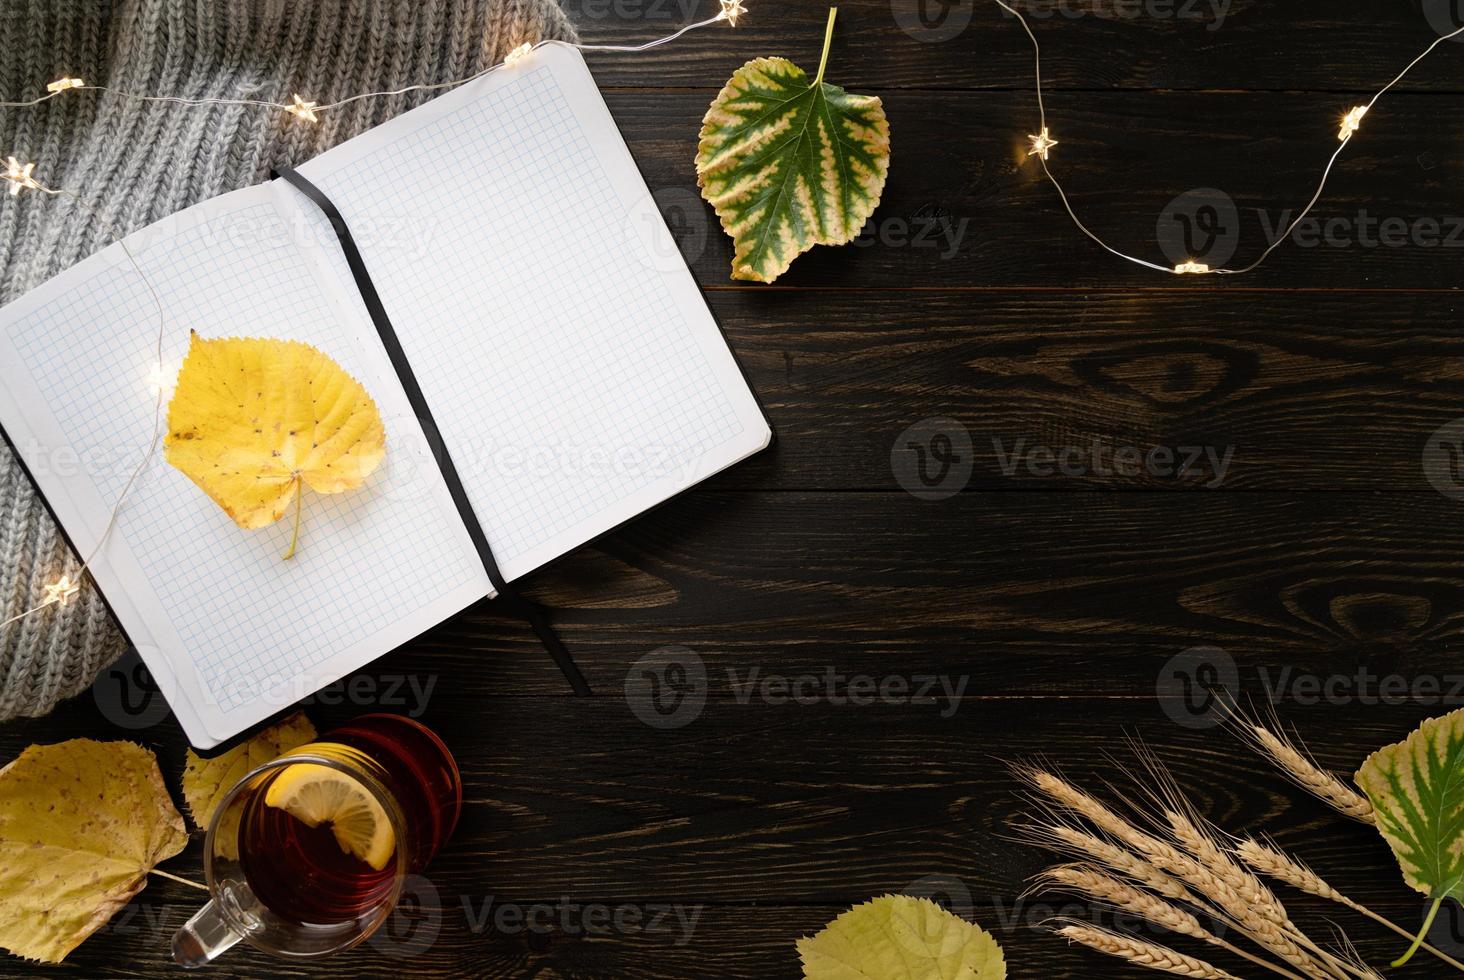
[{"left": 172, "top": 713, "right": 461, "bottom": 967}]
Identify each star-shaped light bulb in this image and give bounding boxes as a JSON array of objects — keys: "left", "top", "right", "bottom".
[
  {"left": 1174, "top": 261, "right": 1211, "bottom": 275},
  {"left": 1338, "top": 105, "right": 1367, "bottom": 142},
  {"left": 1027, "top": 127, "right": 1058, "bottom": 161},
  {"left": 44, "top": 576, "right": 79, "bottom": 606},
  {"left": 3, "top": 157, "right": 39, "bottom": 196},
  {"left": 718, "top": 0, "right": 747, "bottom": 26},
  {"left": 285, "top": 94, "right": 319, "bottom": 124},
  {"left": 504, "top": 43, "right": 534, "bottom": 67}
]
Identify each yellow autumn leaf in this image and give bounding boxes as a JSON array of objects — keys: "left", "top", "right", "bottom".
[
  {"left": 0, "top": 740, "right": 189, "bottom": 964},
  {"left": 182, "top": 711, "right": 316, "bottom": 858},
  {"left": 164, "top": 332, "right": 386, "bottom": 558},
  {"left": 798, "top": 895, "right": 1007, "bottom": 980}
]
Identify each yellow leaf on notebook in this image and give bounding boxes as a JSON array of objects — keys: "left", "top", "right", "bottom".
[
  {"left": 164, "top": 333, "right": 386, "bottom": 559},
  {"left": 182, "top": 711, "right": 316, "bottom": 858},
  {"left": 0, "top": 740, "right": 189, "bottom": 964}
]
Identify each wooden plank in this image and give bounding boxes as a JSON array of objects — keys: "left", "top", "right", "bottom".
[
  {"left": 710, "top": 289, "right": 1464, "bottom": 490},
  {"left": 16, "top": 491, "right": 1464, "bottom": 703},
  {"left": 605, "top": 89, "right": 1464, "bottom": 288},
  {"left": 575, "top": 0, "right": 1464, "bottom": 93},
  {"left": 0, "top": 698, "right": 1443, "bottom": 978}
]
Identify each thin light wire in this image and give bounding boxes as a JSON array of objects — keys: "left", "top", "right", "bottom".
[
  {"left": 0, "top": 13, "right": 736, "bottom": 115},
  {"left": 0, "top": 180, "right": 167, "bottom": 630},
  {"left": 0, "top": 7, "right": 742, "bottom": 631},
  {"left": 994, "top": 0, "right": 1464, "bottom": 275}
]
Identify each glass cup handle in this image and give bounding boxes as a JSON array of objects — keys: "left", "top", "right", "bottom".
[
  {"left": 172, "top": 898, "right": 244, "bottom": 968},
  {"left": 173, "top": 878, "right": 264, "bottom": 969}
]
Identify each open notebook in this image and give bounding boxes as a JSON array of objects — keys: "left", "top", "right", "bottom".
[{"left": 0, "top": 45, "right": 769, "bottom": 748}]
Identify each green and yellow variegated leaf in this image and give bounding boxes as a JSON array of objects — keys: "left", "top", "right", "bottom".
[
  {"left": 696, "top": 56, "right": 890, "bottom": 283},
  {"left": 1356, "top": 708, "right": 1464, "bottom": 904},
  {"left": 797, "top": 894, "right": 1006, "bottom": 980}
]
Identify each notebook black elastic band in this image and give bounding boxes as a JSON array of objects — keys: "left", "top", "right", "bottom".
[{"left": 274, "top": 167, "right": 592, "bottom": 697}]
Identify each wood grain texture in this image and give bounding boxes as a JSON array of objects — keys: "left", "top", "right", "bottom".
[
  {"left": 3, "top": 6, "right": 1464, "bottom": 980},
  {"left": 176, "top": 490, "right": 1464, "bottom": 696},
  {"left": 711, "top": 290, "right": 1464, "bottom": 490}
]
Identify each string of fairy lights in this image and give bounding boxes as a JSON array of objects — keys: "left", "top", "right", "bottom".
[
  {"left": 0, "top": 0, "right": 747, "bottom": 631},
  {"left": 0, "top": 0, "right": 1457, "bottom": 629},
  {"left": 994, "top": 0, "right": 1464, "bottom": 275}
]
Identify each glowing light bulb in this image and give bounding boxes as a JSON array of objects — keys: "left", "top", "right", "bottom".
[
  {"left": 47, "top": 77, "right": 84, "bottom": 94},
  {"left": 504, "top": 43, "right": 534, "bottom": 67},
  {"left": 1174, "top": 261, "right": 1211, "bottom": 274},
  {"left": 44, "top": 576, "right": 80, "bottom": 605},
  {"left": 1027, "top": 127, "right": 1058, "bottom": 160},
  {"left": 146, "top": 362, "right": 173, "bottom": 397},
  {"left": 1338, "top": 105, "right": 1367, "bottom": 141},
  {"left": 2, "top": 157, "right": 39, "bottom": 196},
  {"left": 285, "top": 95, "right": 319, "bottom": 123},
  {"left": 718, "top": 0, "right": 748, "bottom": 26}
]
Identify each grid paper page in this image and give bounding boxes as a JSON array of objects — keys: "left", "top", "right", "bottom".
[
  {"left": 295, "top": 45, "right": 767, "bottom": 582},
  {"left": 2, "top": 195, "right": 481, "bottom": 730}
]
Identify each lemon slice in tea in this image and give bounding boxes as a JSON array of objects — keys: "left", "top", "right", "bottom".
[{"left": 264, "top": 763, "right": 396, "bottom": 871}]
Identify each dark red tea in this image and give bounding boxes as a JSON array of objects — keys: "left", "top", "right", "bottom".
[{"left": 237, "top": 714, "right": 461, "bottom": 924}]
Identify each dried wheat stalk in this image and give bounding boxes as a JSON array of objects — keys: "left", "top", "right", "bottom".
[
  {"left": 1018, "top": 765, "right": 1373, "bottom": 980},
  {"left": 1130, "top": 745, "right": 1377, "bottom": 980},
  {"left": 1052, "top": 922, "right": 1242, "bottom": 979},
  {"left": 1018, "top": 767, "right": 1245, "bottom": 909},
  {"left": 1021, "top": 819, "right": 1198, "bottom": 904},
  {"left": 1165, "top": 808, "right": 1285, "bottom": 920},
  {"left": 1035, "top": 864, "right": 1308, "bottom": 980},
  {"left": 1238, "top": 837, "right": 1464, "bottom": 973},
  {"left": 1220, "top": 703, "right": 1376, "bottom": 825}
]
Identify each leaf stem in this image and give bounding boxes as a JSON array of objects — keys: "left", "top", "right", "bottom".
[
  {"left": 1348, "top": 897, "right": 1464, "bottom": 972},
  {"left": 150, "top": 868, "right": 207, "bottom": 891},
  {"left": 813, "top": 6, "right": 838, "bottom": 88},
  {"left": 1396, "top": 894, "right": 1446, "bottom": 967},
  {"left": 283, "top": 476, "right": 302, "bottom": 561}
]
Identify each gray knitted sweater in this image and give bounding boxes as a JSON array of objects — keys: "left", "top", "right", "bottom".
[{"left": 0, "top": 0, "right": 577, "bottom": 720}]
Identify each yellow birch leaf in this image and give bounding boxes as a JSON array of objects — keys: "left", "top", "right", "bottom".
[
  {"left": 0, "top": 740, "right": 189, "bottom": 964},
  {"left": 182, "top": 711, "right": 317, "bottom": 858},
  {"left": 798, "top": 895, "right": 1006, "bottom": 980},
  {"left": 164, "top": 332, "right": 386, "bottom": 558}
]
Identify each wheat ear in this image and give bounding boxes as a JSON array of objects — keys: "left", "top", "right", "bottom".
[
  {"left": 1237, "top": 837, "right": 1464, "bottom": 974},
  {"left": 1051, "top": 921, "right": 1242, "bottom": 979},
  {"left": 1018, "top": 819, "right": 1198, "bottom": 904},
  {"left": 1219, "top": 703, "right": 1375, "bottom": 824},
  {"left": 1163, "top": 810, "right": 1342, "bottom": 980},
  {"left": 1034, "top": 864, "right": 1308, "bottom": 980},
  {"left": 1019, "top": 767, "right": 1341, "bottom": 980},
  {"left": 1017, "top": 767, "right": 1238, "bottom": 901},
  {"left": 1139, "top": 751, "right": 1376, "bottom": 980}
]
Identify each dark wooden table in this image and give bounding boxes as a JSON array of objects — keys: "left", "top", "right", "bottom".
[{"left": 7, "top": 1, "right": 1464, "bottom": 976}]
